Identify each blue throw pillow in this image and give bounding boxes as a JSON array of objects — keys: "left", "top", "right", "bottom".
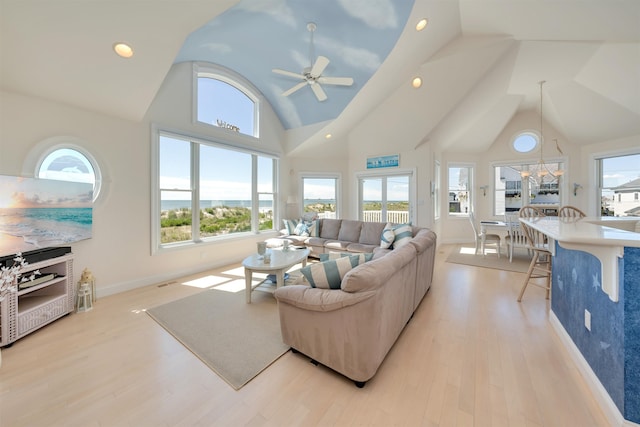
[{"left": 282, "top": 218, "right": 299, "bottom": 235}]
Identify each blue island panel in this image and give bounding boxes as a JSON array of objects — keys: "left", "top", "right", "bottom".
[
  {"left": 623, "top": 247, "right": 640, "bottom": 422},
  {"left": 551, "top": 244, "right": 624, "bottom": 415}
]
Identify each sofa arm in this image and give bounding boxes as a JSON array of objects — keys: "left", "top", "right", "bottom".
[{"left": 274, "top": 285, "right": 375, "bottom": 312}]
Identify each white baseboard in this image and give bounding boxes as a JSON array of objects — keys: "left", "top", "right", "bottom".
[{"left": 549, "top": 311, "right": 638, "bottom": 427}]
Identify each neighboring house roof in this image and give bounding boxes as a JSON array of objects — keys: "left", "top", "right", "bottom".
[
  {"left": 624, "top": 206, "right": 640, "bottom": 216},
  {"left": 613, "top": 178, "right": 640, "bottom": 193}
]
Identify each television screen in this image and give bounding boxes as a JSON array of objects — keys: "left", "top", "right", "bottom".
[{"left": 0, "top": 175, "right": 93, "bottom": 258}]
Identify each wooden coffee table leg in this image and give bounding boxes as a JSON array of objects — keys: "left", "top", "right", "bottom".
[{"left": 245, "top": 268, "right": 253, "bottom": 303}]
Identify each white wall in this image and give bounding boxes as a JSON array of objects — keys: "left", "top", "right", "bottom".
[
  {"left": 438, "top": 110, "right": 581, "bottom": 244},
  {"left": 0, "top": 62, "right": 318, "bottom": 297}
]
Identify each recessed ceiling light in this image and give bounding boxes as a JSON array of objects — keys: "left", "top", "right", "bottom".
[
  {"left": 412, "top": 77, "right": 422, "bottom": 88},
  {"left": 113, "top": 42, "right": 134, "bottom": 58},
  {"left": 325, "top": 133, "right": 332, "bottom": 139},
  {"left": 416, "top": 19, "right": 428, "bottom": 31}
]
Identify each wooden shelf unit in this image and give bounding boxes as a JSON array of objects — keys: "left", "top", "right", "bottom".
[{"left": 0, "top": 252, "right": 74, "bottom": 347}]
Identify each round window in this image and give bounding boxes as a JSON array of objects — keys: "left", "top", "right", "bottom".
[
  {"left": 512, "top": 132, "right": 539, "bottom": 153},
  {"left": 37, "top": 147, "right": 101, "bottom": 201}
]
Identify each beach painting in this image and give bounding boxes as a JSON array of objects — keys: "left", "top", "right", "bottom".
[{"left": 0, "top": 175, "right": 93, "bottom": 257}]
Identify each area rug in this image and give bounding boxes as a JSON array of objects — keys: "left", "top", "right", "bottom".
[
  {"left": 147, "top": 288, "right": 289, "bottom": 390},
  {"left": 445, "top": 244, "right": 532, "bottom": 273}
]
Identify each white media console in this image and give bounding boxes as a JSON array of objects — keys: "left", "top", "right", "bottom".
[{"left": 0, "top": 252, "right": 74, "bottom": 347}]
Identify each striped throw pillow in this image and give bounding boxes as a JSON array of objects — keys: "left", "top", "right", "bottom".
[
  {"left": 380, "top": 222, "right": 395, "bottom": 248},
  {"left": 300, "top": 255, "right": 364, "bottom": 289},
  {"left": 392, "top": 223, "right": 413, "bottom": 249},
  {"left": 319, "top": 252, "right": 373, "bottom": 263}
]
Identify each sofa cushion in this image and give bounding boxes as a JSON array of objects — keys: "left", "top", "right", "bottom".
[
  {"left": 300, "top": 255, "right": 366, "bottom": 289},
  {"left": 338, "top": 220, "right": 362, "bottom": 242},
  {"left": 320, "top": 219, "right": 342, "bottom": 239},
  {"left": 392, "top": 223, "right": 413, "bottom": 249},
  {"left": 345, "top": 242, "right": 378, "bottom": 254},
  {"left": 324, "top": 240, "right": 351, "bottom": 252},
  {"left": 380, "top": 222, "right": 395, "bottom": 249},
  {"left": 283, "top": 218, "right": 299, "bottom": 235},
  {"left": 319, "top": 252, "right": 373, "bottom": 263},
  {"left": 359, "top": 222, "right": 386, "bottom": 246}
]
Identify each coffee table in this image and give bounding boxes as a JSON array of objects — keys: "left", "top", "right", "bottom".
[{"left": 243, "top": 247, "right": 310, "bottom": 303}]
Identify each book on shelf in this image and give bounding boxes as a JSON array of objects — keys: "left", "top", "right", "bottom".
[{"left": 18, "top": 273, "right": 57, "bottom": 290}]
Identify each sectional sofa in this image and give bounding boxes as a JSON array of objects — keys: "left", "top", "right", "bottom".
[
  {"left": 273, "top": 219, "right": 437, "bottom": 387},
  {"left": 269, "top": 218, "right": 406, "bottom": 258}
]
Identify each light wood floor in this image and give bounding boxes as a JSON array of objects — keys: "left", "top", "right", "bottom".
[{"left": 0, "top": 245, "right": 609, "bottom": 426}]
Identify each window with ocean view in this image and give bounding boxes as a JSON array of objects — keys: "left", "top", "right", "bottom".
[
  {"left": 301, "top": 176, "right": 339, "bottom": 219},
  {"left": 155, "top": 132, "right": 277, "bottom": 247}
]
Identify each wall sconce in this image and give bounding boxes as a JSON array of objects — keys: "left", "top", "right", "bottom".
[
  {"left": 480, "top": 185, "right": 489, "bottom": 197},
  {"left": 573, "top": 183, "right": 582, "bottom": 196}
]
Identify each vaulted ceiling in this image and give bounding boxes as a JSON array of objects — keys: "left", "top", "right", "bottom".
[{"left": 2, "top": 0, "right": 639, "bottom": 156}]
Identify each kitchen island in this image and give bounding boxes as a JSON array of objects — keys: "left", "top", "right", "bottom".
[{"left": 520, "top": 216, "right": 640, "bottom": 426}]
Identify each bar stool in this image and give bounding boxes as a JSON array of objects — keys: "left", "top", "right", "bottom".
[
  {"left": 518, "top": 206, "right": 552, "bottom": 302},
  {"left": 76, "top": 283, "right": 93, "bottom": 312}
]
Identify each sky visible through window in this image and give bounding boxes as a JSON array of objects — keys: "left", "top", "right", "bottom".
[
  {"left": 602, "top": 153, "right": 640, "bottom": 188},
  {"left": 160, "top": 135, "right": 265, "bottom": 201}
]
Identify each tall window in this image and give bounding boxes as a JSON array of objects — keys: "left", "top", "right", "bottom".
[
  {"left": 37, "top": 147, "right": 101, "bottom": 201},
  {"left": 493, "top": 161, "right": 563, "bottom": 216},
  {"left": 433, "top": 161, "right": 440, "bottom": 220},
  {"left": 597, "top": 153, "right": 640, "bottom": 216},
  {"left": 196, "top": 66, "right": 258, "bottom": 138},
  {"left": 301, "top": 175, "right": 339, "bottom": 219},
  {"left": 358, "top": 172, "right": 413, "bottom": 224},
  {"left": 154, "top": 131, "right": 277, "bottom": 248},
  {"left": 448, "top": 165, "right": 473, "bottom": 216}
]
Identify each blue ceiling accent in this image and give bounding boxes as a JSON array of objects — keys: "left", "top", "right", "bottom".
[{"left": 174, "top": 0, "right": 415, "bottom": 130}]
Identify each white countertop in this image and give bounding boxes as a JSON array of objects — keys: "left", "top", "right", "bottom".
[{"left": 520, "top": 216, "right": 640, "bottom": 248}]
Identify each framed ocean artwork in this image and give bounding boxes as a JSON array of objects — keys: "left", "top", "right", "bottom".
[{"left": 0, "top": 175, "right": 93, "bottom": 257}]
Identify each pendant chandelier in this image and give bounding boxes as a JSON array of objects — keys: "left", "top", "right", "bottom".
[{"left": 520, "top": 80, "right": 564, "bottom": 182}]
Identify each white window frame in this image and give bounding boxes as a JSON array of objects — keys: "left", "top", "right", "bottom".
[
  {"left": 447, "top": 163, "right": 474, "bottom": 217},
  {"left": 299, "top": 173, "right": 342, "bottom": 219},
  {"left": 355, "top": 168, "right": 416, "bottom": 224},
  {"left": 151, "top": 126, "right": 279, "bottom": 254},
  {"left": 28, "top": 136, "right": 104, "bottom": 203},
  {"left": 193, "top": 63, "right": 260, "bottom": 139}
]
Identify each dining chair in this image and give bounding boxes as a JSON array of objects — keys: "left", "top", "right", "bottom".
[
  {"left": 468, "top": 210, "right": 501, "bottom": 257},
  {"left": 558, "top": 205, "right": 586, "bottom": 218},
  {"left": 517, "top": 206, "right": 552, "bottom": 301},
  {"left": 504, "top": 212, "right": 530, "bottom": 262}
]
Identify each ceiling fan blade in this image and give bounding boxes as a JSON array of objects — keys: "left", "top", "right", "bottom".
[
  {"left": 282, "top": 81, "right": 307, "bottom": 97},
  {"left": 310, "top": 55, "right": 329, "bottom": 78},
  {"left": 272, "top": 68, "right": 305, "bottom": 80},
  {"left": 317, "top": 76, "right": 354, "bottom": 86},
  {"left": 310, "top": 82, "right": 327, "bottom": 101}
]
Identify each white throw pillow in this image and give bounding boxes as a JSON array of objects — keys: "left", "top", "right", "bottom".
[
  {"left": 380, "top": 222, "right": 395, "bottom": 248},
  {"left": 392, "top": 223, "right": 413, "bottom": 249}
]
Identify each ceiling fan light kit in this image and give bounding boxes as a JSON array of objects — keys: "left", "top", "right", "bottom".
[{"left": 272, "top": 22, "right": 354, "bottom": 102}]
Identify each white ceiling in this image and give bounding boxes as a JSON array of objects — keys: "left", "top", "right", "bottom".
[{"left": 2, "top": 0, "right": 639, "bottom": 155}]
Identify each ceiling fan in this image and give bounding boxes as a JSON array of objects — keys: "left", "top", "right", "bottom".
[{"left": 272, "top": 22, "right": 354, "bottom": 102}]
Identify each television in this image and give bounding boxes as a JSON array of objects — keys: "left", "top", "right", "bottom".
[{"left": 0, "top": 175, "right": 93, "bottom": 258}]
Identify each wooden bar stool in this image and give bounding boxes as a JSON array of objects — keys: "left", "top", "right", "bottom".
[{"left": 517, "top": 207, "right": 552, "bottom": 302}]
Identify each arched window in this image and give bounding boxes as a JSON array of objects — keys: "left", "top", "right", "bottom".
[
  {"left": 196, "top": 66, "right": 258, "bottom": 138},
  {"left": 37, "top": 146, "right": 102, "bottom": 201}
]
